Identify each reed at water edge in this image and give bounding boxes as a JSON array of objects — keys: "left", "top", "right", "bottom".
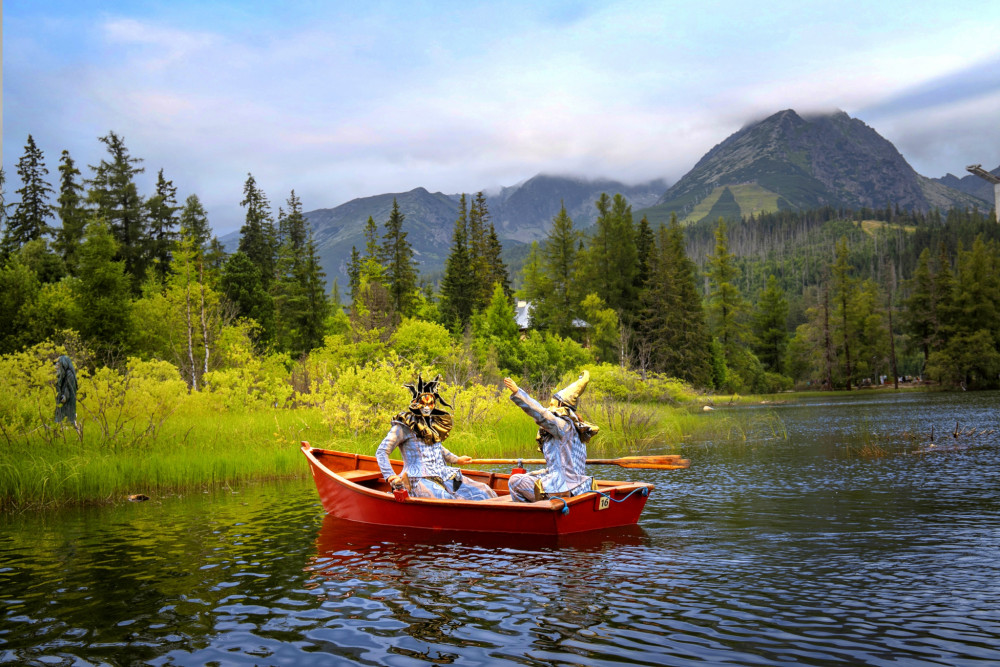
[
  {"left": 0, "top": 345, "right": 714, "bottom": 511},
  {"left": 1, "top": 397, "right": 707, "bottom": 511}
]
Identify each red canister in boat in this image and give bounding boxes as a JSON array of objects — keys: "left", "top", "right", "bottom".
[{"left": 511, "top": 458, "right": 526, "bottom": 475}]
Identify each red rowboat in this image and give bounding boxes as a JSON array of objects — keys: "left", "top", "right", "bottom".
[{"left": 301, "top": 442, "right": 655, "bottom": 535}]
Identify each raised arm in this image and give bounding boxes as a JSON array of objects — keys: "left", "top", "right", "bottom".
[{"left": 505, "top": 378, "right": 568, "bottom": 439}]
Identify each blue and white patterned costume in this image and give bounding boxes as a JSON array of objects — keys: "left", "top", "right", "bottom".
[
  {"left": 376, "top": 419, "right": 496, "bottom": 501},
  {"left": 507, "top": 389, "right": 593, "bottom": 502}
]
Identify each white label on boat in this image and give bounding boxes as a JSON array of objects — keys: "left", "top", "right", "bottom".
[{"left": 598, "top": 496, "right": 610, "bottom": 511}]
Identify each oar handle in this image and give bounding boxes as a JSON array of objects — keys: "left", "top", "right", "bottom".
[{"left": 464, "top": 456, "right": 690, "bottom": 469}]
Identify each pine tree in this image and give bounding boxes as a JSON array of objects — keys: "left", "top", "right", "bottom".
[
  {"left": 87, "top": 131, "right": 147, "bottom": 289},
  {"left": 751, "top": 275, "right": 789, "bottom": 374},
  {"left": 467, "top": 192, "right": 492, "bottom": 310},
  {"left": 299, "top": 231, "right": 331, "bottom": 353},
  {"left": 221, "top": 250, "right": 274, "bottom": 345},
  {"left": 638, "top": 216, "right": 712, "bottom": 386},
  {"left": 205, "top": 236, "right": 228, "bottom": 277},
  {"left": 54, "top": 150, "right": 87, "bottom": 274},
  {"left": 178, "top": 194, "right": 211, "bottom": 253},
  {"left": 74, "top": 219, "right": 133, "bottom": 356},
  {"left": 519, "top": 241, "right": 551, "bottom": 330},
  {"left": 903, "top": 248, "right": 936, "bottom": 370},
  {"left": 932, "top": 241, "right": 956, "bottom": 350},
  {"left": 381, "top": 198, "right": 418, "bottom": 318},
  {"left": 483, "top": 223, "right": 511, "bottom": 300},
  {"left": 145, "top": 168, "right": 180, "bottom": 282},
  {"left": 346, "top": 246, "right": 362, "bottom": 303},
  {"left": 272, "top": 190, "right": 329, "bottom": 356},
  {"left": 706, "top": 219, "right": 750, "bottom": 357},
  {"left": 360, "top": 215, "right": 386, "bottom": 285},
  {"left": 3, "top": 135, "right": 55, "bottom": 257},
  {"left": 439, "top": 194, "right": 475, "bottom": 330},
  {"left": 579, "top": 193, "right": 638, "bottom": 320},
  {"left": 540, "top": 203, "right": 580, "bottom": 337},
  {"left": 236, "top": 173, "right": 277, "bottom": 290},
  {"left": 635, "top": 215, "right": 654, "bottom": 289},
  {"left": 831, "top": 236, "right": 857, "bottom": 389}
]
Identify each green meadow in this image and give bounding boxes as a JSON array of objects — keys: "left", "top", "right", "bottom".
[{"left": 1, "top": 341, "right": 712, "bottom": 511}]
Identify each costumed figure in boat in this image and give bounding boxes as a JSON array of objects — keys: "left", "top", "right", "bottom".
[
  {"left": 503, "top": 371, "right": 600, "bottom": 502},
  {"left": 376, "top": 374, "right": 497, "bottom": 501}
]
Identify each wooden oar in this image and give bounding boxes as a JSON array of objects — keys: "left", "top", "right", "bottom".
[{"left": 466, "top": 455, "right": 690, "bottom": 470}]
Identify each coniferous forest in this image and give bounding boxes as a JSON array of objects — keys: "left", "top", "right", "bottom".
[{"left": 3, "top": 131, "right": 1000, "bottom": 401}]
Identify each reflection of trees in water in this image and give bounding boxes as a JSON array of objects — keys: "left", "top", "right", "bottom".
[{"left": 305, "top": 515, "right": 681, "bottom": 662}]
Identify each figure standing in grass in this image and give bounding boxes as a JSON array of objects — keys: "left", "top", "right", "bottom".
[
  {"left": 503, "top": 371, "right": 599, "bottom": 502},
  {"left": 376, "top": 374, "right": 497, "bottom": 501},
  {"left": 54, "top": 355, "right": 78, "bottom": 427}
]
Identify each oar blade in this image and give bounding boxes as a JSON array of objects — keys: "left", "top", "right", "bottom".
[{"left": 615, "top": 459, "right": 690, "bottom": 470}]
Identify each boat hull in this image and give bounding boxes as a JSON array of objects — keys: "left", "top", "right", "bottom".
[{"left": 301, "top": 443, "right": 654, "bottom": 535}]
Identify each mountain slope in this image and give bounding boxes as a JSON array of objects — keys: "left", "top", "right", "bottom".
[
  {"left": 639, "top": 109, "right": 987, "bottom": 226},
  {"left": 485, "top": 175, "right": 668, "bottom": 242},
  {"left": 220, "top": 175, "right": 668, "bottom": 282},
  {"left": 934, "top": 165, "right": 1000, "bottom": 204}
]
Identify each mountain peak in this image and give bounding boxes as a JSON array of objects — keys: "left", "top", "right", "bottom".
[{"left": 641, "top": 109, "right": 976, "bottom": 225}]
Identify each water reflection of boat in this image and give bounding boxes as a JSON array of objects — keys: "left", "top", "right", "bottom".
[
  {"left": 301, "top": 443, "right": 654, "bottom": 535},
  {"left": 312, "top": 512, "right": 648, "bottom": 557}
]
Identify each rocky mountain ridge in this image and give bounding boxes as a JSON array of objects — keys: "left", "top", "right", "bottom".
[{"left": 219, "top": 109, "right": 995, "bottom": 282}]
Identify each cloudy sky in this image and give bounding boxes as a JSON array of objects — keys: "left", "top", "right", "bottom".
[{"left": 4, "top": 0, "right": 1000, "bottom": 236}]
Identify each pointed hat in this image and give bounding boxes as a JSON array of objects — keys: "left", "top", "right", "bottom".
[{"left": 553, "top": 370, "right": 590, "bottom": 409}]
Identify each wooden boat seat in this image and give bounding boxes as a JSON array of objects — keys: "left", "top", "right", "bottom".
[
  {"left": 336, "top": 470, "right": 384, "bottom": 483},
  {"left": 481, "top": 494, "right": 515, "bottom": 503}
]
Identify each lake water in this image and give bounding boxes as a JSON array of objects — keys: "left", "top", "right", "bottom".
[{"left": 2, "top": 391, "right": 999, "bottom": 666}]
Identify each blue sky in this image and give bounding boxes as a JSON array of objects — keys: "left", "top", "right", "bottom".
[{"left": 4, "top": 0, "right": 1000, "bottom": 235}]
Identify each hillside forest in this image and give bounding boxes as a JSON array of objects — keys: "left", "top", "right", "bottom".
[{"left": 3, "top": 132, "right": 1000, "bottom": 405}]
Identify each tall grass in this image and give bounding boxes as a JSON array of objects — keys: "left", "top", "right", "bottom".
[
  {"left": 1, "top": 395, "right": 703, "bottom": 510},
  {"left": 0, "top": 345, "right": 710, "bottom": 510}
]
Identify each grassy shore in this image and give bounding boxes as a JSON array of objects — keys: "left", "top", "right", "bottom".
[{"left": 1, "top": 397, "right": 708, "bottom": 512}]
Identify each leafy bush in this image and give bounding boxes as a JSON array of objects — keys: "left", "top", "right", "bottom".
[{"left": 201, "top": 323, "right": 293, "bottom": 410}]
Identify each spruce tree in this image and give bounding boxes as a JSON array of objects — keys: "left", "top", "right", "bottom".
[
  {"left": 751, "top": 275, "right": 790, "bottom": 374},
  {"left": 360, "top": 215, "right": 386, "bottom": 285},
  {"left": 3, "top": 135, "right": 55, "bottom": 257},
  {"left": 236, "top": 173, "right": 277, "bottom": 290},
  {"left": 831, "top": 236, "right": 858, "bottom": 389},
  {"left": 639, "top": 216, "right": 712, "bottom": 386},
  {"left": 272, "top": 190, "right": 329, "bottom": 356},
  {"left": 179, "top": 194, "right": 211, "bottom": 254},
  {"left": 707, "top": 219, "right": 750, "bottom": 355},
  {"left": 299, "top": 231, "right": 331, "bottom": 353},
  {"left": 221, "top": 250, "right": 274, "bottom": 345},
  {"left": 467, "top": 192, "right": 492, "bottom": 310},
  {"left": 381, "top": 198, "right": 418, "bottom": 318},
  {"left": 484, "top": 223, "right": 511, "bottom": 300},
  {"left": 87, "top": 131, "right": 147, "bottom": 289},
  {"left": 145, "top": 168, "right": 180, "bottom": 282},
  {"left": 54, "top": 150, "right": 87, "bottom": 274},
  {"left": 903, "top": 248, "right": 936, "bottom": 370},
  {"left": 439, "top": 194, "right": 475, "bottom": 330},
  {"left": 205, "top": 236, "right": 228, "bottom": 277},
  {"left": 635, "top": 215, "right": 654, "bottom": 289},
  {"left": 75, "top": 219, "right": 133, "bottom": 356},
  {"left": 932, "top": 241, "right": 956, "bottom": 350},
  {"left": 519, "top": 241, "right": 551, "bottom": 330},
  {"left": 579, "top": 193, "right": 638, "bottom": 320},
  {"left": 346, "top": 246, "right": 362, "bottom": 303},
  {"left": 541, "top": 203, "right": 580, "bottom": 337}
]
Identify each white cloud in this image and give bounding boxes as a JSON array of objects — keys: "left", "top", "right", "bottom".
[{"left": 6, "top": 1, "right": 1000, "bottom": 234}]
